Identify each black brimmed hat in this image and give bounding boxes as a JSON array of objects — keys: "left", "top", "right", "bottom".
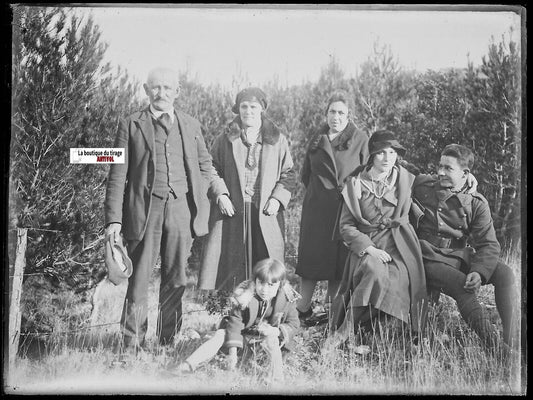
[{"left": 368, "top": 130, "right": 406, "bottom": 157}]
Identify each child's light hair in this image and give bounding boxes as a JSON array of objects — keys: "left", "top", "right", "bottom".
[{"left": 252, "top": 258, "right": 287, "bottom": 284}]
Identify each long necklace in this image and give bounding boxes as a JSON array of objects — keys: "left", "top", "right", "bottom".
[
  {"left": 370, "top": 177, "right": 388, "bottom": 199},
  {"left": 362, "top": 168, "right": 394, "bottom": 199}
]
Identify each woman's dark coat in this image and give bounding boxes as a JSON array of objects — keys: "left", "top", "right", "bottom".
[{"left": 296, "top": 122, "right": 369, "bottom": 280}]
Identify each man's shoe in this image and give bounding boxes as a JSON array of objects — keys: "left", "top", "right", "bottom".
[
  {"left": 177, "top": 361, "right": 195, "bottom": 374},
  {"left": 303, "top": 311, "right": 329, "bottom": 327},
  {"left": 298, "top": 308, "right": 312, "bottom": 327},
  {"left": 158, "top": 336, "right": 176, "bottom": 347},
  {"left": 298, "top": 308, "right": 313, "bottom": 320},
  {"left": 111, "top": 345, "right": 139, "bottom": 366}
]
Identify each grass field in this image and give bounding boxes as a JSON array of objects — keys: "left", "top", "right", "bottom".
[{"left": 5, "top": 248, "right": 525, "bottom": 395}]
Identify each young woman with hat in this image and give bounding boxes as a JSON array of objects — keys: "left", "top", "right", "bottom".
[
  {"left": 198, "top": 88, "right": 296, "bottom": 293},
  {"left": 328, "top": 130, "right": 428, "bottom": 343},
  {"left": 295, "top": 91, "right": 369, "bottom": 326}
]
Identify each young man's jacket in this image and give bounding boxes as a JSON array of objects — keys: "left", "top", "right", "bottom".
[
  {"left": 411, "top": 174, "right": 501, "bottom": 283},
  {"left": 221, "top": 280, "right": 301, "bottom": 351}
]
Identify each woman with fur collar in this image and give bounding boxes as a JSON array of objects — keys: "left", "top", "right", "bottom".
[
  {"left": 178, "top": 259, "right": 300, "bottom": 382},
  {"left": 198, "top": 88, "right": 296, "bottom": 293},
  {"left": 296, "top": 90, "right": 369, "bottom": 326}
]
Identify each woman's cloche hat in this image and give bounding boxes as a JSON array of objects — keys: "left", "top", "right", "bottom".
[
  {"left": 232, "top": 87, "right": 268, "bottom": 114},
  {"left": 368, "top": 130, "right": 406, "bottom": 157}
]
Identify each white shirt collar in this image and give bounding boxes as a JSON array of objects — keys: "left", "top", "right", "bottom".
[
  {"left": 243, "top": 126, "right": 261, "bottom": 143},
  {"left": 149, "top": 104, "right": 175, "bottom": 123}
]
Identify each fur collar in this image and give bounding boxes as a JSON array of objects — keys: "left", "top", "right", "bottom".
[
  {"left": 231, "top": 280, "right": 301, "bottom": 309},
  {"left": 308, "top": 121, "right": 359, "bottom": 152},
  {"left": 226, "top": 115, "right": 281, "bottom": 145}
]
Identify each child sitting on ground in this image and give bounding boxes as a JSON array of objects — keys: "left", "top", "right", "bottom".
[{"left": 177, "top": 258, "right": 301, "bottom": 382}]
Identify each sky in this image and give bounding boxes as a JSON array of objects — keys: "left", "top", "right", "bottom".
[{"left": 78, "top": 5, "right": 521, "bottom": 92}]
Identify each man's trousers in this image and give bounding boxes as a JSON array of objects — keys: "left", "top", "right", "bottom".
[
  {"left": 425, "top": 259, "right": 515, "bottom": 347},
  {"left": 121, "top": 192, "right": 193, "bottom": 347}
]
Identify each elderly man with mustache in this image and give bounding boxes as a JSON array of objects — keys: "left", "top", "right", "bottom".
[{"left": 105, "top": 67, "right": 214, "bottom": 355}]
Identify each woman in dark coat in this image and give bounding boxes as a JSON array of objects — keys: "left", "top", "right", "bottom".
[
  {"left": 198, "top": 88, "right": 296, "bottom": 292},
  {"left": 295, "top": 91, "right": 369, "bottom": 324},
  {"left": 328, "top": 130, "right": 427, "bottom": 342}
]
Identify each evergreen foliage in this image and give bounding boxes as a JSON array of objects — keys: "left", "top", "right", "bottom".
[{"left": 11, "top": 6, "right": 140, "bottom": 296}]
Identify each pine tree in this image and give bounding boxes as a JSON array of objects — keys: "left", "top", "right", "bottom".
[
  {"left": 11, "top": 6, "right": 140, "bottom": 332},
  {"left": 352, "top": 41, "right": 416, "bottom": 135},
  {"left": 464, "top": 32, "right": 521, "bottom": 246}
]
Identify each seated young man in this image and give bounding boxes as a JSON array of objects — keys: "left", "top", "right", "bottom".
[{"left": 411, "top": 144, "right": 516, "bottom": 351}]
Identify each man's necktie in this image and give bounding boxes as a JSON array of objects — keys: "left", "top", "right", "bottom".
[{"left": 158, "top": 113, "right": 172, "bottom": 133}]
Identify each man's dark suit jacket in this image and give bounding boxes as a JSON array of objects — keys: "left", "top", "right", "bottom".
[{"left": 105, "top": 107, "right": 212, "bottom": 241}]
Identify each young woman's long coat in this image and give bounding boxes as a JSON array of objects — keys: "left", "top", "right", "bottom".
[
  {"left": 296, "top": 122, "right": 369, "bottom": 280},
  {"left": 330, "top": 166, "right": 428, "bottom": 332},
  {"left": 198, "top": 117, "right": 296, "bottom": 292}
]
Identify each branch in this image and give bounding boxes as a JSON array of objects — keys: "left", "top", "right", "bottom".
[
  {"left": 41, "top": 133, "right": 62, "bottom": 159},
  {"left": 360, "top": 95, "right": 375, "bottom": 119},
  {"left": 30, "top": 168, "right": 41, "bottom": 191},
  {"left": 54, "top": 259, "right": 92, "bottom": 267},
  {"left": 52, "top": 237, "right": 104, "bottom": 267}
]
